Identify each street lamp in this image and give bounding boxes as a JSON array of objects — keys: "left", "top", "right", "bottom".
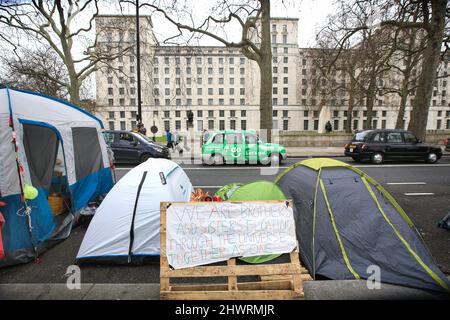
[{"left": 135, "top": 0, "right": 142, "bottom": 125}]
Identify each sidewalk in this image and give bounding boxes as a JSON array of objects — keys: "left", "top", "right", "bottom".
[
  {"left": 286, "top": 147, "right": 344, "bottom": 158},
  {"left": 1, "top": 280, "right": 448, "bottom": 300}
]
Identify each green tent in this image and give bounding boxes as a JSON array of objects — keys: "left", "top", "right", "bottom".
[
  {"left": 275, "top": 158, "right": 450, "bottom": 293},
  {"left": 216, "top": 180, "right": 288, "bottom": 264}
]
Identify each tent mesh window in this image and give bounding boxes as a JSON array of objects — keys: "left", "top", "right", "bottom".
[
  {"left": 72, "top": 127, "right": 103, "bottom": 181},
  {"left": 22, "top": 123, "right": 59, "bottom": 191}
]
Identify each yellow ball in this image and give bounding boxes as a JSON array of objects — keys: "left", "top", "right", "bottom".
[{"left": 24, "top": 184, "right": 38, "bottom": 200}]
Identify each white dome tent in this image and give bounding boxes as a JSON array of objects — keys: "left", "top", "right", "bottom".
[{"left": 76, "top": 158, "right": 192, "bottom": 263}]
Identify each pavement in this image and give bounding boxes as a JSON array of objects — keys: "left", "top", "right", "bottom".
[{"left": 1, "top": 155, "right": 450, "bottom": 300}]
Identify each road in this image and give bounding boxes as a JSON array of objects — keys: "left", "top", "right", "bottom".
[{"left": 1, "top": 156, "right": 449, "bottom": 284}]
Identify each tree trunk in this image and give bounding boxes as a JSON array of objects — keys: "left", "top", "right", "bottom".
[
  {"left": 408, "top": 0, "right": 446, "bottom": 141},
  {"left": 346, "top": 75, "right": 356, "bottom": 133},
  {"left": 395, "top": 86, "right": 410, "bottom": 129},
  {"left": 395, "top": 36, "right": 416, "bottom": 129},
  {"left": 69, "top": 79, "right": 81, "bottom": 105},
  {"left": 364, "top": 76, "right": 376, "bottom": 130},
  {"left": 259, "top": 0, "right": 273, "bottom": 142}
]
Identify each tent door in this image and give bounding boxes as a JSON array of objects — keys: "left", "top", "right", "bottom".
[{"left": 20, "top": 121, "right": 72, "bottom": 215}]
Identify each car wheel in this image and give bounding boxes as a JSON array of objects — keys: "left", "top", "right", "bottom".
[
  {"left": 213, "top": 154, "right": 224, "bottom": 165},
  {"left": 270, "top": 153, "right": 280, "bottom": 166},
  {"left": 140, "top": 154, "right": 151, "bottom": 163},
  {"left": 426, "top": 152, "right": 438, "bottom": 164},
  {"left": 371, "top": 152, "right": 384, "bottom": 164},
  {"left": 259, "top": 154, "right": 271, "bottom": 165},
  {"left": 203, "top": 154, "right": 215, "bottom": 166}
]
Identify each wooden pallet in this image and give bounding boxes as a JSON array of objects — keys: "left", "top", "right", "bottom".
[{"left": 160, "top": 201, "right": 312, "bottom": 300}]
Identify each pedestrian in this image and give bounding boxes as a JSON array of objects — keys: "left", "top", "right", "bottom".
[
  {"left": 325, "top": 121, "right": 333, "bottom": 133},
  {"left": 138, "top": 123, "right": 147, "bottom": 136},
  {"left": 166, "top": 129, "right": 173, "bottom": 151},
  {"left": 202, "top": 129, "right": 210, "bottom": 145}
]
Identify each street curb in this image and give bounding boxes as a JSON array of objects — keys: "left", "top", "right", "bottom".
[{"left": 0, "top": 283, "right": 160, "bottom": 300}]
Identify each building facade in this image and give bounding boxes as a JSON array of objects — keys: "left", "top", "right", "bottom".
[{"left": 94, "top": 15, "right": 450, "bottom": 134}]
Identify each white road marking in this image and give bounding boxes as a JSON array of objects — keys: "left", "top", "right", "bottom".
[
  {"left": 404, "top": 193, "right": 435, "bottom": 196},
  {"left": 193, "top": 186, "right": 223, "bottom": 188},
  {"left": 387, "top": 182, "right": 427, "bottom": 185},
  {"left": 355, "top": 164, "right": 450, "bottom": 168},
  {"left": 114, "top": 163, "right": 450, "bottom": 171}
]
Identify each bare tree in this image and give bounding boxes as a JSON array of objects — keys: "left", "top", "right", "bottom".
[
  {"left": 0, "top": 46, "right": 69, "bottom": 99},
  {"left": 121, "top": 0, "right": 274, "bottom": 141},
  {"left": 327, "top": 0, "right": 449, "bottom": 141},
  {"left": 0, "top": 0, "right": 131, "bottom": 105}
]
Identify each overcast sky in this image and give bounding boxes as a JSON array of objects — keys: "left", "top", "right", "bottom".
[{"left": 106, "top": 0, "right": 337, "bottom": 48}]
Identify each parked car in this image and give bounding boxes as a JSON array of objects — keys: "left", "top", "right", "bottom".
[
  {"left": 344, "top": 129, "right": 442, "bottom": 164},
  {"left": 103, "top": 130, "right": 170, "bottom": 164},
  {"left": 201, "top": 130, "right": 287, "bottom": 165},
  {"left": 445, "top": 137, "right": 450, "bottom": 151}
]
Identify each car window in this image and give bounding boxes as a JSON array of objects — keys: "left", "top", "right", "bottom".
[
  {"left": 119, "top": 133, "right": 138, "bottom": 145},
  {"left": 211, "top": 134, "right": 224, "bottom": 144},
  {"left": 353, "top": 131, "right": 371, "bottom": 142},
  {"left": 226, "top": 133, "right": 243, "bottom": 144},
  {"left": 103, "top": 132, "right": 115, "bottom": 146},
  {"left": 403, "top": 132, "right": 418, "bottom": 143},
  {"left": 386, "top": 132, "right": 403, "bottom": 143},
  {"left": 372, "top": 132, "right": 385, "bottom": 143},
  {"left": 245, "top": 134, "right": 258, "bottom": 144}
]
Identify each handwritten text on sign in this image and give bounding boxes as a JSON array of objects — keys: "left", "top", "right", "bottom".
[{"left": 166, "top": 202, "right": 297, "bottom": 269}]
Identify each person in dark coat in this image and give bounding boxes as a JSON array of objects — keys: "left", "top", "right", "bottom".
[{"left": 325, "top": 121, "right": 333, "bottom": 133}]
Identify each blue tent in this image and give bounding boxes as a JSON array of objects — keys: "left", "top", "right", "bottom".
[{"left": 0, "top": 88, "right": 114, "bottom": 267}]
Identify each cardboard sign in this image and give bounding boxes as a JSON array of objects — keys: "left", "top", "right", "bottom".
[{"left": 166, "top": 201, "right": 297, "bottom": 269}]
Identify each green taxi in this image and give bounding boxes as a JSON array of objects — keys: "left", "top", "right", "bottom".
[{"left": 201, "top": 130, "right": 287, "bottom": 165}]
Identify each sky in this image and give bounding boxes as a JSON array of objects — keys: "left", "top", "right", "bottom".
[{"left": 108, "top": 0, "right": 337, "bottom": 48}]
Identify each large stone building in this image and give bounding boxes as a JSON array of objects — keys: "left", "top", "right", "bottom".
[{"left": 94, "top": 15, "right": 450, "bottom": 134}]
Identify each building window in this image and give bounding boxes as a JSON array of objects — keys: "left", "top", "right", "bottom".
[
  {"left": 273, "top": 98, "right": 278, "bottom": 106},
  {"left": 108, "top": 88, "right": 113, "bottom": 95},
  {"left": 164, "top": 110, "right": 170, "bottom": 118},
  {"left": 241, "top": 120, "right": 247, "bottom": 130},
  {"left": 283, "top": 119, "right": 289, "bottom": 130},
  {"left": 272, "top": 34, "right": 277, "bottom": 43},
  {"left": 230, "top": 110, "right": 236, "bottom": 117},
  {"left": 230, "top": 119, "right": 236, "bottom": 130},
  {"left": 109, "top": 121, "right": 115, "bottom": 130},
  {"left": 120, "top": 121, "right": 126, "bottom": 130},
  {"left": 219, "top": 119, "right": 225, "bottom": 130},
  {"left": 333, "top": 120, "right": 339, "bottom": 131},
  {"left": 304, "top": 120, "right": 309, "bottom": 131},
  {"left": 208, "top": 120, "right": 214, "bottom": 130},
  {"left": 282, "top": 34, "right": 287, "bottom": 44},
  {"left": 108, "top": 99, "right": 114, "bottom": 106}
]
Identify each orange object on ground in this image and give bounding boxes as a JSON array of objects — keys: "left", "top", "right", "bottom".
[{"left": 191, "top": 188, "right": 221, "bottom": 202}]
